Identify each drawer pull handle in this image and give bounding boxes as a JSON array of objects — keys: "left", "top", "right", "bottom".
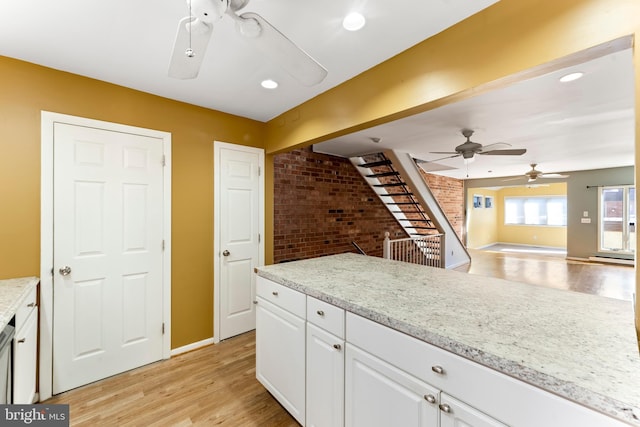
[
  {"left": 431, "top": 365, "right": 445, "bottom": 375},
  {"left": 17, "top": 338, "right": 26, "bottom": 344},
  {"left": 424, "top": 394, "right": 436, "bottom": 404},
  {"left": 272, "top": 291, "right": 278, "bottom": 296},
  {"left": 27, "top": 302, "right": 36, "bottom": 308},
  {"left": 253, "top": 300, "right": 258, "bottom": 305},
  {"left": 332, "top": 344, "right": 342, "bottom": 350},
  {"left": 439, "top": 403, "right": 452, "bottom": 413},
  {"left": 316, "top": 310, "right": 325, "bottom": 316}
]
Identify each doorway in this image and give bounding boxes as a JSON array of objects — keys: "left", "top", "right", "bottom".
[
  {"left": 599, "top": 185, "right": 636, "bottom": 254},
  {"left": 40, "top": 112, "right": 172, "bottom": 400},
  {"left": 213, "top": 141, "right": 264, "bottom": 342}
]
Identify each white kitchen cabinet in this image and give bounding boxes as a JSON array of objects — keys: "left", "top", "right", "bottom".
[
  {"left": 306, "top": 322, "right": 344, "bottom": 427},
  {"left": 345, "top": 344, "right": 440, "bottom": 427},
  {"left": 13, "top": 285, "right": 38, "bottom": 404},
  {"left": 255, "top": 293, "right": 306, "bottom": 425}
]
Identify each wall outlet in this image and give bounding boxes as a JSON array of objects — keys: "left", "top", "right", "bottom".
[{"left": 581, "top": 217, "right": 591, "bottom": 224}]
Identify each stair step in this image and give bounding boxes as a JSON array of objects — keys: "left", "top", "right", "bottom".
[
  {"left": 374, "top": 182, "right": 406, "bottom": 188},
  {"left": 379, "top": 193, "right": 414, "bottom": 197},
  {"left": 358, "top": 160, "right": 392, "bottom": 168},
  {"left": 398, "top": 218, "right": 432, "bottom": 223},
  {"left": 407, "top": 226, "right": 437, "bottom": 230},
  {"left": 366, "top": 171, "right": 400, "bottom": 178},
  {"left": 386, "top": 202, "right": 421, "bottom": 206}
]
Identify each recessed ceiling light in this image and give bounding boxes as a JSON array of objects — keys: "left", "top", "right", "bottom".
[
  {"left": 343, "top": 12, "right": 365, "bottom": 31},
  {"left": 559, "top": 72, "right": 584, "bottom": 83},
  {"left": 261, "top": 79, "right": 278, "bottom": 89}
]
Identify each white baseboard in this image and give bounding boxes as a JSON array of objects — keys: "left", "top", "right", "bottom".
[
  {"left": 170, "top": 337, "right": 215, "bottom": 356},
  {"left": 588, "top": 256, "right": 635, "bottom": 266}
]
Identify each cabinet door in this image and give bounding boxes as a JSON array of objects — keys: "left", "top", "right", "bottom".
[
  {"left": 345, "top": 344, "right": 439, "bottom": 427},
  {"left": 439, "top": 393, "right": 507, "bottom": 427},
  {"left": 255, "top": 297, "right": 306, "bottom": 425},
  {"left": 14, "top": 310, "right": 38, "bottom": 404},
  {"left": 306, "top": 323, "right": 344, "bottom": 427}
]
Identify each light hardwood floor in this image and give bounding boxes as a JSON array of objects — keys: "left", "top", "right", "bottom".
[
  {"left": 457, "top": 247, "right": 635, "bottom": 301},
  {"left": 44, "top": 250, "right": 634, "bottom": 426},
  {"left": 45, "top": 331, "right": 298, "bottom": 426}
]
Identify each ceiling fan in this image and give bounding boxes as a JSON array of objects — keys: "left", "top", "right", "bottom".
[
  {"left": 504, "top": 164, "right": 570, "bottom": 182},
  {"left": 168, "top": 0, "right": 328, "bottom": 86},
  {"left": 415, "top": 129, "right": 526, "bottom": 163}
]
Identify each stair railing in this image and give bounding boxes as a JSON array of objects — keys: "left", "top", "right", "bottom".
[{"left": 383, "top": 231, "right": 444, "bottom": 268}]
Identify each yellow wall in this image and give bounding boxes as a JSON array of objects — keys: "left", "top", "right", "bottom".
[
  {"left": 0, "top": 56, "right": 265, "bottom": 348},
  {"left": 497, "top": 184, "right": 567, "bottom": 248},
  {"left": 466, "top": 189, "right": 498, "bottom": 249},
  {"left": 261, "top": 0, "right": 640, "bottom": 342}
]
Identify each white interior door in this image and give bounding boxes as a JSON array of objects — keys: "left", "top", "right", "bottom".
[
  {"left": 215, "top": 142, "right": 264, "bottom": 341},
  {"left": 52, "top": 122, "right": 165, "bottom": 394}
]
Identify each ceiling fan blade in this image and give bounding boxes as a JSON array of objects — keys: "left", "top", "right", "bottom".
[
  {"left": 429, "top": 151, "right": 459, "bottom": 155},
  {"left": 479, "top": 149, "right": 527, "bottom": 156},
  {"left": 502, "top": 176, "right": 527, "bottom": 182},
  {"left": 539, "top": 173, "right": 570, "bottom": 179},
  {"left": 481, "top": 142, "right": 511, "bottom": 151},
  {"left": 416, "top": 153, "right": 461, "bottom": 163},
  {"left": 168, "top": 16, "right": 213, "bottom": 79},
  {"left": 237, "top": 12, "right": 328, "bottom": 86}
]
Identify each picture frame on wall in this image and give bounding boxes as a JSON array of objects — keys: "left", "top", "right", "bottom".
[{"left": 485, "top": 196, "right": 493, "bottom": 208}]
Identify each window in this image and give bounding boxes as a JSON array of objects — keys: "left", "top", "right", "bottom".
[
  {"left": 504, "top": 196, "right": 567, "bottom": 226},
  {"left": 598, "top": 186, "right": 635, "bottom": 254},
  {"left": 473, "top": 195, "right": 483, "bottom": 208}
]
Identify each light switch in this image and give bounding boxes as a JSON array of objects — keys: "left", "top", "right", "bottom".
[
  {"left": 583, "top": 211, "right": 589, "bottom": 217},
  {"left": 581, "top": 218, "right": 591, "bottom": 224}
]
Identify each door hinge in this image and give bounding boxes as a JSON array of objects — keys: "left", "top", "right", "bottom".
[
  {"left": 162, "top": 323, "right": 165, "bottom": 335},
  {"left": 258, "top": 233, "right": 261, "bottom": 243},
  {"left": 162, "top": 155, "right": 166, "bottom": 166},
  {"left": 258, "top": 166, "right": 261, "bottom": 176},
  {"left": 162, "top": 240, "right": 165, "bottom": 250}
]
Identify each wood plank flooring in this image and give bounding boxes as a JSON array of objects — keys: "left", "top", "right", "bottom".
[
  {"left": 44, "top": 331, "right": 298, "bottom": 427},
  {"left": 457, "top": 248, "right": 635, "bottom": 301},
  {"left": 43, "top": 249, "right": 635, "bottom": 426}
]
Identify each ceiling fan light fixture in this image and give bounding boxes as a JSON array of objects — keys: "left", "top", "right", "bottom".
[
  {"left": 261, "top": 79, "right": 278, "bottom": 89},
  {"left": 463, "top": 156, "right": 475, "bottom": 165},
  {"left": 559, "top": 72, "right": 584, "bottom": 83},
  {"left": 343, "top": 12, "right": 366, "bottom": 31}
]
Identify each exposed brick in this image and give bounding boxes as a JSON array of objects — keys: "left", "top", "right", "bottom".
[{"left": 273, "top": 148, "right": 465, "bottom": 263}]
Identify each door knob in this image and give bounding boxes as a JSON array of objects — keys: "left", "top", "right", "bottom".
[
  {"left": 222, "top": 250, "right": 230, "bottom": 257},
  {"left": 59, "top": 266, "right": 72, "bottom": 276}
]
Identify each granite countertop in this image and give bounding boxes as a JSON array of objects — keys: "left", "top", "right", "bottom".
[
  {"left": 0, "top": 277, "right": 39, "bottom": 331},
  {"left": 255, "top": 253, "right": 640, "bottom": 425}
]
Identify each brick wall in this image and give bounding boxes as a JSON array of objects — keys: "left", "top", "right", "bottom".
[
  {"left": 273, "top": 147, "right": 407, "bottom": 263},
  {"left": 419, "top": 170, "right": 465, "bottom": 240},
  {"left": 273, "top": 148, "right": 465, "bottom": 263}
]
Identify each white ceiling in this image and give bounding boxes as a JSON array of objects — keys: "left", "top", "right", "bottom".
[
  {"left": 314, "top": 48, "right": 636, "bottom": 181},
  {"left": 0, "top": 0, "right": 497, "bottom": 122}
]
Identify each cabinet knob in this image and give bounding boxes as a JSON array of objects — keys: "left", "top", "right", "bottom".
[
  {"left": 439, "top": 403, "right": 452, "bottom": 413},
  {"left": 253, "top": 300, "right": 258, "bottom": 304},
  {"left": 332, "top": 344, "right": 342, "bottom": 350},
  {"left": 424, "top": 394, "right": 436, "bottom": 404},
  {"left": 27, "top": 302, "right": 36, "bottom": 308},
  {"left": 316, "top": 310, "right": 325, "bottom": 316},
  {"left": 272, "top": 291, "right": 278, "bottom": 296},
  {"left": 17, "top": 338, "right": 26, "bottom": 344},
  {"left": 431, "top": 365, "right": 445, "bottom": 375}
]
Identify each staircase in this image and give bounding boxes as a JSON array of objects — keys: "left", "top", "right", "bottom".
[
  {"left": 351, "top": 151, "right": 470, "bottom": 269},
  {"left": 354, "top": 153, "right": 438, "bottom": 237}
]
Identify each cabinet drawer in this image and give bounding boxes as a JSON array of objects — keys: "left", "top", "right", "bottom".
[
  {"left": 15, "top": 285, "right": 37, "bottom": 331},
  {"left": 307, "top": 297, "right": 345, "bottom": 339},
  {"left": 256, "top": 276, "right": 305, "bottom": 318}
]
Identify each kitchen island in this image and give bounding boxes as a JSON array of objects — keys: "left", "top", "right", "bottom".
[{"left": 255, "top": 253, "right": 639, "bottom": 426}]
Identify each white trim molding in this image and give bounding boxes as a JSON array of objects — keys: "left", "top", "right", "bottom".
[
  {"left": 39, "top": 111, "right": 172, "bottom": 400},
  {"left": 170, "top": 338, "right": 215, "bottom": 356}
]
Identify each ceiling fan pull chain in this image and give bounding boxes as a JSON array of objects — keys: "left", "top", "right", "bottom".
[{"left": 186, "top": 0, "right": 195, "bottom": 57}]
